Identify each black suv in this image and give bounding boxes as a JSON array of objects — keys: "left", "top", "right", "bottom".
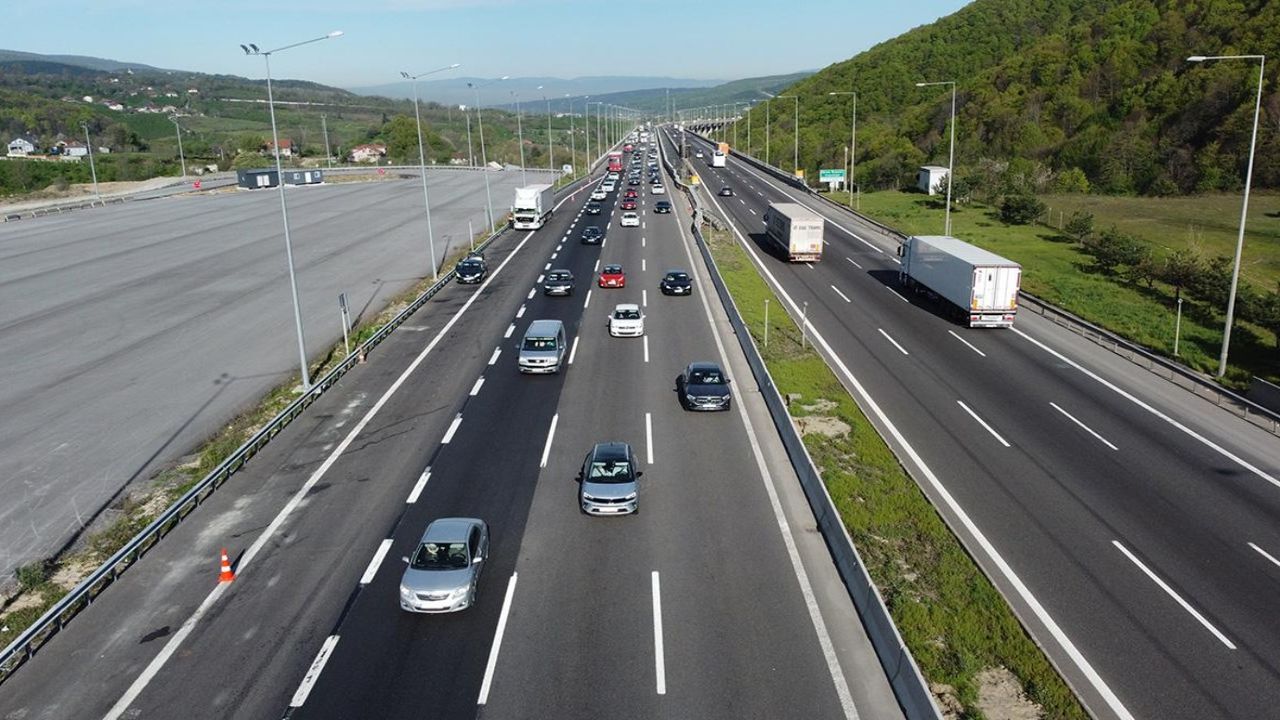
[
  {"left": 455, "top": 254, "right": 487, "bottom": 284},
  {"left": 659, "top": 269, "right": 692, "bottom": 295},
  {"left": 581, "top": 226, "right": 604, "bottom": 245},
  {"left": 678, "top": 361, "right": 732, "bottom": 411},
  {"left": 654, "top": 200, "right": 672, "bottom": 214}
]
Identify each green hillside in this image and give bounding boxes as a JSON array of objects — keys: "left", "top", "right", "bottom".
[{"left": 734, "top": 0, "right": 1279, "bottom": 196}]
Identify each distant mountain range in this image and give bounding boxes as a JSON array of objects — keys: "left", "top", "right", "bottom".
[{"left": 347, "top": 76, "right": 725, "bottom": 107}]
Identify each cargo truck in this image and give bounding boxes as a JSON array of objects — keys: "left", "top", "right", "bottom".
[
  {"left": 511, "top": 183, "right": 555, "bottom": 230},
  {"left": 762, "top": 203, "right": 824, "bottom": 262},
  {"left": 897, "top": 235, "right": 1021, "bottom": 328}
]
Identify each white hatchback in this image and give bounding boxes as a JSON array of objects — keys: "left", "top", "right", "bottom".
[{"left": 608, "top": 304, "right": 645, "bottom": 337}]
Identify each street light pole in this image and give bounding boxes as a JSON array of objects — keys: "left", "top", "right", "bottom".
[
  {"left": 916, "top": 80, "right": 956, "bottom": 236},
  {"left": 241, "top": 30, "right": 344, "bottom": 393},
  {"left": 1187, "top": 53, "right": 1266, "bottom": 378},
  {"left": 400, "top": 62, "right": 461, "bottom": 281},
  {"left": 320, "top": 113, "right": 332, "bottom": 168},
  {"left": 829, "top": 91, "right": 857, "bottom": 207},
  {"left": 469, "top": 76, "right": 509, "bottom": 231},
  {"left": 81, "top": 122, "right": 100, "bottom": 203},
  {"left": 169, "top": 115, "right": 187, "bottom": 179}
]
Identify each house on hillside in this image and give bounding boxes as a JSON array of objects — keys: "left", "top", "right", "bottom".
[
  {"left": 916, "top": 165, "right": 950, "bottom": 196},
  {"left": 7, "top": 137, "right": 36, "bottom": 157},
  {"left": 263, "top": 139, "right": 295, "bottom": 158},
  {"left": 349, "top": 143, "right": 386, "bottom": 163}
]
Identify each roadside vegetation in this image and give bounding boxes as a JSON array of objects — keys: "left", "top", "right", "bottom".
[
  {"left": 829, "top": 189, "right": 1280, "bottom": 386},
  {"left": 699, "top": 219, "right": 1087, "bottom": 718}
]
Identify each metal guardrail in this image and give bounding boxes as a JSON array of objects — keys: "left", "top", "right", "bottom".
[
  {"left": 0, "top": 175, "right": 593, "bottom": 684},
  {"left": 695, "top": 132, "right": 1280, "bottom": 437},
  {"left": 660, "top": 130, "right": 941, "bottom": 720}
]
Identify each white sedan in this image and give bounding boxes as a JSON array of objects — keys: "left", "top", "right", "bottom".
[
  {"left": 608, "top": 304, "right": 645, "bottom": 337},
  {"left": 619, "top": 212, "right": 640, "bottom": 227},
  {"left": 651, "top": 184, "right": 666, "bottom": 194}
]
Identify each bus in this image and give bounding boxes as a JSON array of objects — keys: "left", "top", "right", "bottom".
[{"left": 607, "top": 151, "right": 623, "bottom": 173}]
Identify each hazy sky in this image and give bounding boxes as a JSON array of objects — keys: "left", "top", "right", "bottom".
[{"left": 4, "top": 0, "right": 971, "bottom": 88}]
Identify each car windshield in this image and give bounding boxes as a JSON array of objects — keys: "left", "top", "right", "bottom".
[
  {"left": 614, "top": 308, "right": 641, "bottom": 320},
  {"left": 588, "top": 459, "right": 634, "bottom": 483},
  {"left": 523, "top": 336, "right": 557, "bottom": 350},
  {"left": 665, "top": 272, "right": 689, "bottom": 282},
  {"left": 690, "top": 370, "right": 725, "bottom": 385},
  {"left": 411, "top": 541, "right": 469, "bottom": 570}
]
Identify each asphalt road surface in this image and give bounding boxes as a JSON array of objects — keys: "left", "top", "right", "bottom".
[
  {"left": 0, "top": 144, "right": 905, "bottom": 719},
  {"left": 0, "top": 168, "right": 549, "bottom": 580},
  {"left": 674, "top": 127, "right": 1280, "bottom": 720}
]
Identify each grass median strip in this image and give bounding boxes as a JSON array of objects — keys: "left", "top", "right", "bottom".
[
  {"left": 700, "top": 222, "right": 1087, "bottom": 719},
  {"left": 0, "top": 223, "right": 504, "bottom": 658}
]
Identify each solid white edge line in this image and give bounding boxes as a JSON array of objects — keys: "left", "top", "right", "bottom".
[
  {"left": 103, "top": 218, "right": 545, "bottom": 720},
  {"left": 1049, "top": 402, "right": 1118, "bottom": 451},
  {"left": 695, "top": 161, "right": 1137, "bottom": 719},
  {"left": 441, "top": 415, "right": 463, "bottom": 444},
  {"left": 488, "top": 347, "right": 501, "bottom": 366},
  {"left": 1112, "top": 540, "right": 1236, "bottom": 650},
  {"left": 645, "top": 412, "right": 654, "bottom": 465},
  {"left": 670, "top": 182, "right": 861, "bottom": 720},
  {"left": 406, "top": 468, "right": 431, "bottom": 504},
  {"left": 652, "top": 570, "right": 667, "bottom": 695},
  {"left": 1248, "top": 541, "right": 1280, "bottom": 569},
  {"left": 947, "top": 329, "right": 987, "bottom": 357},
  {"left": 470, "top": 376, "right": 485, "bottom": 397},
  {"left": 289, "top": 635, "right": 340, "bottom": 707},
  {"left": 476, "top": 573, "right": 519, "bottom": 705},
  {"left": 1012, "top": 328, "right": 1280, "bottom": 490},
  {"left": 539, "top": 413, "right": 559, "bottom": 468},
  {"left": 877, "top": 328, "right": 909, "bottom": 356},
  {"left": 831, "top": 285, "right": 852, "bottom": 303},
  {"left": 643, "top": 335, "right": 650, "bottom": 363},
  {"left": 359, "top": 539, "right": 394, "bottom": 586},
  {"left": 956, "top": 400, "right": 1010, "bottom": 447}
]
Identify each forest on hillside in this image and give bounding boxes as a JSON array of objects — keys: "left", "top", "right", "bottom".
[{"left": 736, "top": 0, "right": 1279, "bottom": 197}]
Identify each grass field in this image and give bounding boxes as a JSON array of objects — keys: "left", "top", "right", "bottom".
[
  {"left": 701, "top": 222, "right": 1086, "bottom": 719},
  {"left": 829, "top": 190, "right": 1280, "bottom": 386}
]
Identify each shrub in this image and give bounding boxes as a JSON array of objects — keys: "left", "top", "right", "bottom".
[{"left": 1000, "top": 194, "right": 1045, "bottom": 224}]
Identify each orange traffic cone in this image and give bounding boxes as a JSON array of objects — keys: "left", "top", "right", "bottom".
[{"left": 219, "top": 548, "right": 235, "bottom": 583}]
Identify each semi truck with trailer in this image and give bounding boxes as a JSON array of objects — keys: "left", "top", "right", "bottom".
[
  {"left": 762, "top": 203, "right": 824, "bottom": 262},
  {"left": 897, "top": 235, "right": 1022, "bottom": 328},
  {"left": 511, "top": 183, "right": 555, "bottom": 230}
]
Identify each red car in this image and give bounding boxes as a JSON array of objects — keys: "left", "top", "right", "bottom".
[
  {"left": 620, "top": 199, "right": 637, "bottom": 210},
  {"left": 598, "top": 264, "right": 626, "bottom": 288},
  {"left": 624, "top": 189, "right": 638, "bottom": 199}
]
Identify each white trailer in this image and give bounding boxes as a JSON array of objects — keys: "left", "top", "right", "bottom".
[
  {"left": 762, "top": 203, "right": 824, "bottom": 262},
  {"left": 897, "top": 235, "right": 1021, "bottom": 328},
  {"left": 511, "top": 183, "right": 555, "bottom": 230}
]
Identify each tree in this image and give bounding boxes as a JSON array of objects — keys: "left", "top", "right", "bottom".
[
  {"left": 1000, "top": 194, "right": 1046, "bottom": 224},
  {"left": 1064, "top": 211, "right": 1094, "bottom": 243},
  {"left": 1160, "top": 248, "right": 1202, "bottom": 303}
]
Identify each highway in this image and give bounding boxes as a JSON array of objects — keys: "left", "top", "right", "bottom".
[
  {"left": 0, "top": 168, "right": 541, "bottom": 581},
  {"left": 0, "top": 143, "right": 905, "bottom": 719},
  {"left": 671, "top": 127, "right": 1280, "bottom": 720}
]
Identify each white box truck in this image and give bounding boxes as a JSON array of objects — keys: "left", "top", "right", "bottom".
[
  {"left": 763, "top": 203, "right": 824, "bottom": 262},
  {"left": 897, "top": 235, "right": 1021, "bottom": 328},
  {"left": 511, "top": 183, "right": 555, "bottom": 230}
]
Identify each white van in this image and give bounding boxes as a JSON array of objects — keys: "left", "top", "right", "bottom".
[{"left": 518, "top": 319, "right": 567, "bottom": 374}]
